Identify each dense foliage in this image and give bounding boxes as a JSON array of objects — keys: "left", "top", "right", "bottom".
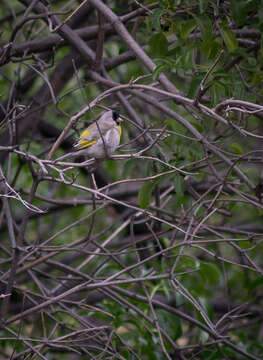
[{"left": 0, "top": 0, "right": 263, "bottom": 359}]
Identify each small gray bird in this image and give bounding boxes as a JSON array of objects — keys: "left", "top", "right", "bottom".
[{"left": 73, "top": 110, "right": 122, "bottom": 159}]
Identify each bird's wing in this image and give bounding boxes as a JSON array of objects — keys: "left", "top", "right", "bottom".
[{"left": 74, "top": 120, "right": 114, "bottom": 149}]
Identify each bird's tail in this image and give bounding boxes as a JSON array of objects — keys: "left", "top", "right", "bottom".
[{"left": 55, "top": 149, "right": 89, "bottom": 162}]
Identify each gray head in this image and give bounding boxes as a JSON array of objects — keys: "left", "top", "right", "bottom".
[{"left": 98, "top": 110, "right": 122, "bottom": 125}]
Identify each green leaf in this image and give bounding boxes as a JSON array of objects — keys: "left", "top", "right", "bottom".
[
  {"left": 148, "top": 8, "right": 165, "bottom": 31},
  {"left": 148, "top": 32, "right": 168, "bottom": 57},
  {"left": 175, "top": 292, "right": 185, "bottom": 307},
  {"left": 199, "top": 0, "right": 209, "bottom": 14},
  {"left": 174, "top": 174, "right": 185, "bottom": 197},
  {"left": 138, "top": 181, "right": 155, "bottom": 209},
  {"left": 199, "top": 263, "right": 221, "bottom": 286},
  {"left": 211, "top": 82, "right": 223, "bottom": 107},
  {"left": 190, "top": 120, "right": 203, "bottom": 133},
  {"left": 153, "top": 63, "right": 169, "bottom": 81},
  {"left": 199, "top": 38, "right": 222, "bottom": 59},
  {"left": 123, "top": 158, "right": 139, "bottom": 176},
  {"left": 199, "top": 329, "right": 210, "bottom": 343},
  {"left": 156, "top": 310, "right": 182, "bottom": 339},
  {"left": 219, "top": 25, "right": 238, "bottom": 52},
  {"left": 230, "top": 0, "right": 248, "bottom": 25},
  {"left": 230, "top": 142, "right": 243, "bottom": 155},
  {"left": 251, "top": 277, "right": 263, "bottom": 288},
  {"left": 175, "top": 194, "right": 187, "bottom": 208},
  {"left": 180, "top": 19, "right": 196, "bottom": 40},
  {"left": 195, "top": 15, "right": 213, "bottom": 42},
  {"left": 237, "top": 240, "right": 252, "bottom": 249},
  {"left": 105, "top": 160, "right": 118, "bottom": 181},
  {"left": 178, "top": 256, "right": 200, "bottom": 271},
  {"left": 188, "top": 74, "right": 203, "bottom": 98}
]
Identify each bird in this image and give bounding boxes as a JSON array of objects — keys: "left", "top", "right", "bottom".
[
  {"left": 73, "top": 110, "right": 122, "bottom": 159},
  {"left": 56, "top": 110, "right": 122, "bottom": 162}
]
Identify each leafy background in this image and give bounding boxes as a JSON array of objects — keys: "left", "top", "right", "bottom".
[{"left": 0, "top": 0, "right": 263, "bottom": 359}]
